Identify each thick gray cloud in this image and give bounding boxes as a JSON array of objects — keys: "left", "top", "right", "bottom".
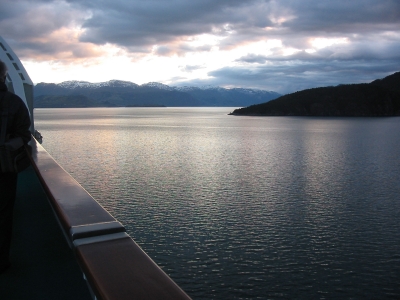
[
  {"left": 201, "top": 60, "right": 397, "bottom": 93},
  {"left": 73, "top": 0, "right": 255, "bottom": 48},
  {"left": 0, "top": 0, "right": 93, "bottom": 60},
  {"left": 1, "top": 0, "right": 399, "bottom": 93}
]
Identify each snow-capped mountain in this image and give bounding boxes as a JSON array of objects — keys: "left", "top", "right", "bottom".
[
  {"left": 34, "top": 80, "right": 281, "bottom": 108},
  {"left": 142, "top": 82, "right": 174, "bottom": 91},
  {"left": 58, "top": 80, "right": 139, "bottom": 89}
]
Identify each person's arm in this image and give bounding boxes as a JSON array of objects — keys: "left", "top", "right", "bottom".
[{"left": 10, "top": 96, "right": 31, "bottom": 144}]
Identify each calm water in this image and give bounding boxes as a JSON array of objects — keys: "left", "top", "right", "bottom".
[{"left": 34, "top": 108, "right": 400, "bottom": 299}]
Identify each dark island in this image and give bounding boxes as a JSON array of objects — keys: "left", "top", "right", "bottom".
[{"left": 230, "top": 71, "right": 400, "bottom": 117}]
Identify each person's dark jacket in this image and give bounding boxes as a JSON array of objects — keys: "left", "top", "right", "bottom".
[{"left": 0, "top": 82, "right": 31, "bottom": 145}]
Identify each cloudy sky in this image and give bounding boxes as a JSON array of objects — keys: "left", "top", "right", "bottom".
[{"left": 1, "top": 0, "right": 399, "bottom": 94}]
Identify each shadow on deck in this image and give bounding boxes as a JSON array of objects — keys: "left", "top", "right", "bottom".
[{"left": 0, "top": 165, "right": 91, "bottom": 299}]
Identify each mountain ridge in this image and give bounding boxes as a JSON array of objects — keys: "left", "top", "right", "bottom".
[{"left": 34, "top": 81, "right": 281, "bottom": 108}]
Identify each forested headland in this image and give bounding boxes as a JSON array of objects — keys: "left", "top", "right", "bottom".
[{"left": 230, "top": 72, "right": 400, "bottom": 117}]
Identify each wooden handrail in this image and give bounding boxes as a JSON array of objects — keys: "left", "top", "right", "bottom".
[{"left": 28, "top": 137, "right": 123, "bottom": 245}]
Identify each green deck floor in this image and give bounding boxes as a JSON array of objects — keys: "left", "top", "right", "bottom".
[{"left": 0, "top": 166, "right": 92, "bottom": 299}]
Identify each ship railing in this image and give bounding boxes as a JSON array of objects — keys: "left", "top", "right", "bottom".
[{"left": 27, "top": 135, "right": 191, "bottom": 300}]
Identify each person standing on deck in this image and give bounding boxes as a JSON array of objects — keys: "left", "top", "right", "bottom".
[{"left": 0, "top": 59, "right": 31, "bottom": 274}]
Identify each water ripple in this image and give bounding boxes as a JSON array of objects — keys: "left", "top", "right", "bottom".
[{"left": 35, "top": 108, "right": 400, "bottom": 299}]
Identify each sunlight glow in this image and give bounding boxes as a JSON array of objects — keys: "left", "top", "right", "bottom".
[
  {"left": 282, "top": 48, "right": 301, "bottom": 56},
  {"left": 21, "top": 27, "right": 349, "bottom": 87},
  {"left": 188, "top": 33, "right": 225, "bottom": 47},
  {"left": 23, "top": 35, "right": 293, "bottom": 85},
  {"left": 311, "top": 38, "right": 348, "bottom": 49}
]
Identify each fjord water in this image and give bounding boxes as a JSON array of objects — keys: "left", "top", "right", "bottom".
[{"left": 35, "top": 108, "right": 400, "bottom": 299}]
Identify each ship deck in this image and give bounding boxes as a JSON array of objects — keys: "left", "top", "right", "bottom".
[{"left": 0, "top": 166, "right": 92, "bottom": 299}]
